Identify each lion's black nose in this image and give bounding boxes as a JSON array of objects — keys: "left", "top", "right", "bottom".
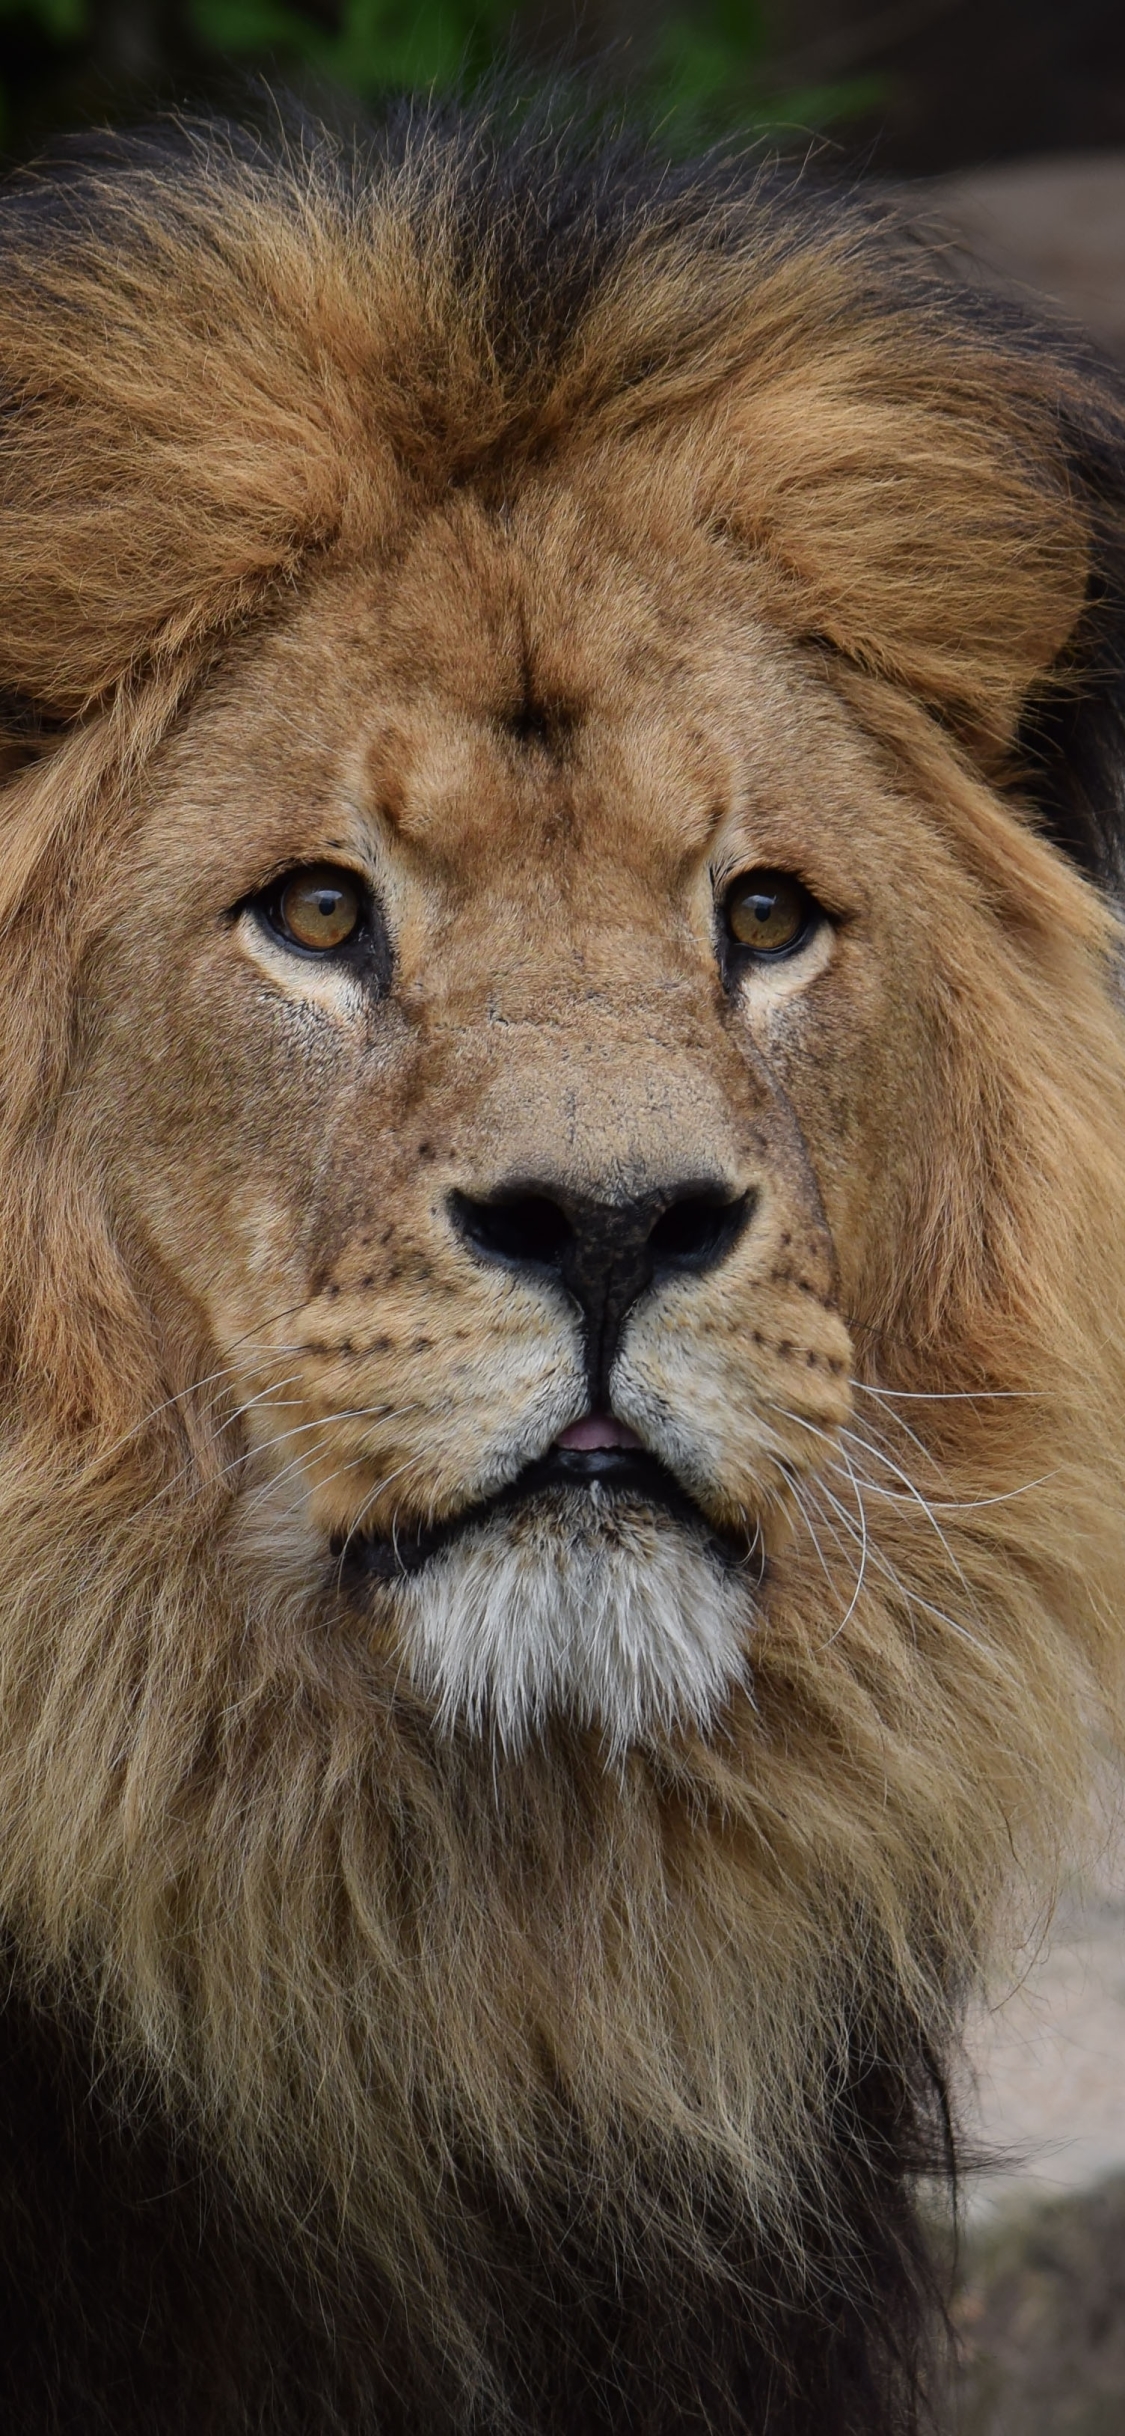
[{"left": 449, "top": 1180, "right": 751, "bottom": 1398}]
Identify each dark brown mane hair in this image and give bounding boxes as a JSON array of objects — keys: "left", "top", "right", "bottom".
[{"left": 2, "top": 101, "right": 1124, "bottom": 883}]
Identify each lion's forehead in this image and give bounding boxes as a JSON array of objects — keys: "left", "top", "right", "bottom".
[
  {"left": 366, "top": 477, "right": 739, "bottom": 710},
  {"left": 178, "top": 481, "right": 845, "bottom": 885}
]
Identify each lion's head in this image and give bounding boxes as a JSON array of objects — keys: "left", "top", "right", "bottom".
[{"left": 1, "top": 109, "right": 1124, "bottom": 2418}]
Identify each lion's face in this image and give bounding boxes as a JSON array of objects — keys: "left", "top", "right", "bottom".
[{"left": 86, "top": 479, "right": 979, "bottom": 1749}]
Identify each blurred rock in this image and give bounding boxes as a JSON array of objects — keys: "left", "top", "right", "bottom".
[
  {"left": 961, "top": 1885, "right": 1125, "bottom": 2211},
  {"left": 946, "top": 2174, "right": 1125, "bottom": 2435},
  {"left": 940, "top": 1865, "right": 1125, "bottom": 2429},
  {"left": 925, "top": 153, "right": 1125, "bottom": 362}
]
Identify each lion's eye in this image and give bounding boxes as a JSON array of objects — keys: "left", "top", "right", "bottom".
[
  {"left": 270, "top": 866, "right": 364, "bottom": 953},
  {"left": 724, "top": 869, "right": 816, "bottom": 959}
]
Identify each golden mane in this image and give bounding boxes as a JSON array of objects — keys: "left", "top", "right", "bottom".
[{"left": 0, "top": 106, "right": 1123, "bottom": 2435}]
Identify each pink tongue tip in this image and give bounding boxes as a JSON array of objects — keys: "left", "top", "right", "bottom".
[{"left": 556, "top": 1413, "right": 643, "bottom": 1453}]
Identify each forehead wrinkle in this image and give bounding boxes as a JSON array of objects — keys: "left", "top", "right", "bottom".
[
  {"left": 356, "top": 696, "right": 736, "bottom": 893},
  {"left": 343, "top": 541, "right": 817, "bottom": 879},
  {"left": 375, "top": 486, "right": 707, "bottom": 722}
]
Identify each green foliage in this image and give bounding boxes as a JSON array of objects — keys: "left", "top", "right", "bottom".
[
  {"left": 0, "top": 0, "right": 881, "bottom": 161},
  {"left": 190, "top": 0, "right": 512, "bottom": 96},
  {"left": 0, "top": 0, "right": 87, "bottom": 38},
  {"left": 648, "top": 0, "right": 882, "bottom": 149}
]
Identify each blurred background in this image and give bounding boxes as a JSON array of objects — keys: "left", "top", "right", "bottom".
[
  {"left": 2, "top": 0, "right": 1125, "bottom": 179},
  {"left": 4, "top": 1, "right": 1125, "bottom": 2429}
]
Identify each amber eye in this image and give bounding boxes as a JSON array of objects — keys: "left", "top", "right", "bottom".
[
  {"left": 273, "top": 865, "right": 364, "bottom": 953},
  {"left": 724, "top": 869, "right": 816, "bottom": 959}
]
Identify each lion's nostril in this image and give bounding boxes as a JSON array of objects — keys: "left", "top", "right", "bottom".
[
  {"left": 649, "top": 1189, "right": 752, "bottom": 1275},
  {"left": 451, "top": 1174, "right": 752, "bottom": 1400},
  {"left": 449, "top": 1189, "right": 573, "bottom": 1272}
]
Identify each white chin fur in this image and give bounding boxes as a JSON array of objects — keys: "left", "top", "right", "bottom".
[{"left": 390, "top": 1487, "right": 756, "bottom": 1754}]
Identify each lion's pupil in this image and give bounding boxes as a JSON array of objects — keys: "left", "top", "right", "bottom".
[
  {"left": 280, "top": 868, "right": 361, "bottom": 951},
  {"left": 727, "top": 870, "right": 808, "bottom": 954}
]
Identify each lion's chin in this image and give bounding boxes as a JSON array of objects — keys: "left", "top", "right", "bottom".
[{"left": 354, "top": 1478, "right": 760, "bottom": 1754}]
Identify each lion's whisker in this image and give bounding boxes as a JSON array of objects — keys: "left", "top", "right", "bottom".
[
  {"left": 780, "top": 1465, "right": 847, "bottom": 1597},
  {"left": 777, "top": 1406, "right": 978, "bottom": 1612},
  {"left": 130, "top": 1394, "right": 423, "bottom": 1527},
  {"left": 792, "top": 1461, "right": 870, "bottom": 1581},
  {"left": 103, "top": 1292, "right": 327, "bottom": 1452},
  {"left": 821, "top": 1444, "right": 869, "bottom": 1647},
  {"left": 840, "top": 1413, "right": 1057, "bottom": 1516},
  {"left": 238, "top": 1409, "right": 425, "bottom": 1521},
  {"left": 243, "top": 1446, "right": 392, "bottom": 1538},
  {"left": 336, "top": 1454, "right": 431, "bottom": 1569},
  {"left": 787, "top": 1434, "right": 995, "bottom": 1659},
  {"left": 843, "top": 1390, "right": 959, "bottom": 1491},
  {"left": 851, "top": 1382, "right": 1042, "bottom": 1403},
  {"left": 799, "top": 1472, "right": 1001, "bottom": 1661},
  {"left": 126, "top": 1376, "right": 310, "bottom": 1520},
  {"left": 789, "top": 1469, "right": 921, "bottom": 1655},
  {"left": 836, "top": 1427, "right": 990, "bottom": 1608}
]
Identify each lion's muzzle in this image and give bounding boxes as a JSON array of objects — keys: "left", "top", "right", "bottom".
[{"left": 448, "top": 1174, "right": 753, "bottom": 1403}]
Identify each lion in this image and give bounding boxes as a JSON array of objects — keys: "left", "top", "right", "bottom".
[{"left": 0, "top": 101, "right": 1123, "bottom": 2435}]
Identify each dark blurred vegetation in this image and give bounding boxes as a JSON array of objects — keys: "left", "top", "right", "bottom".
[
  {"left": 0, "top": 0, "right": 874, "bottom": 161},
  {"left": 4, "top": 0, "right": 1125, "bottom": 173}
]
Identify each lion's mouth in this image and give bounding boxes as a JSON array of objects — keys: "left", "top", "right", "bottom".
[{"left": 334, "top": 1421, "right": 754, "bottom": 1584}]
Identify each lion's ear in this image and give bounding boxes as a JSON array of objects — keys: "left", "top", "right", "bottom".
[
  {"left": 0, "top": 136, "right": 399, "bottom": 718},
  {"left": 694, "top": 259, "right": 1125, "bottom": 886},
  {"left": 703, "top": 341, "right": 1085, "bottom": 762},
  {"left": 1011, "top": 405, "right": 1125, "bottom": 892},
  {"left": 1016, "top": 644, "right": 1125, "bottom": 895}
]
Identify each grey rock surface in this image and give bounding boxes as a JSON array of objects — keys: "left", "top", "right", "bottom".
[
  {"left": 946, "top": 1874, "right": 1125, "bottom": 2430},
  {"left": 947, "top": 2172, "right": 1125, "bottom": 2435},
  {"left": 962, "top": 1886, "right": 1125, "bottom": 2212},
  {"left": 925, "top": 152, "right": 1125, "bottom": 361}
]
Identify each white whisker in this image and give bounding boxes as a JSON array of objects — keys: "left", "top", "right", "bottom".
[
  {"left": 238, "top": 1407, "right": 424, "bottom": 1522},
  {"left": 851, "top": 1381, "right": 1040, "bottom": 1404},
  {"left": 840, "top": 1426, "right": 1055, "bottom": 1516},
  {"left": 821, "top": 1443, "right": 869, "bottom": 1646},
  {"left": 781, "top": 1465, "right": 846, "bottom": 1596},
  {"left": 780, "top": 1407, "right": 977, "bottom": 1608},
  {"left": 128, "top": 1375, "right": 308, "bottom": 1520},
  {"left": 336, "top": 1454, "right": 430, "bottom": 1567}
]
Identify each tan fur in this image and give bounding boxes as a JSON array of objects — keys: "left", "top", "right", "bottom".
[{"left": 1, "top": 121, "right": 1124, "bottom": 2379}]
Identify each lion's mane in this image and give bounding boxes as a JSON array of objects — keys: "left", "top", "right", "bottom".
[{"left": 0, "top": 105, "right": 1123, "bottom": 2435}]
